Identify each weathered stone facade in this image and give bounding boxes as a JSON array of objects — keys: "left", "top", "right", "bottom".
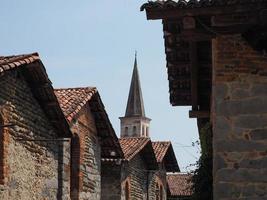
[
  {"left": 0, "top": 71, "right": 71, "bottom": 200},
  {"left": 55, "top": 87, "right": 123, "bottom": 200},
  {"left": 212, "top": 34, "right": 267, "bottom": 199},
  {"left": 101, "top": 161, "right": 123, "bottom": 200},
  {"left": 121, "top": 154, "right": 150, "bottom": 200},
  {"left": 70, "top": 105, "right": 101, "bottom": 200}
]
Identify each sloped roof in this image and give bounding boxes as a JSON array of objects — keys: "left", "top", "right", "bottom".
[
  {"left": 167, "top": 173, "right": 193, "bottom": 197},
  {"left": 55, "top": 87, "right": 123, "bottom": 159},
  {"left": 152, "top": 141, "right": 171, "bottom": 162},
  {"left": 54, "top": 87, "right": 97, "bottom": 122},
  {"left": 152, "top": 141, "right": 180, "bottom": 172},
  {"left": 141, "top": 0, "right": 266, "bottom": 11},
  {"left": 119, "top": 137, "right": 158, "bottom": 169},
  {"left": 119, "top": 137, "right": 150, "bottom": 160},
  {"left": 0, "top": 53, "right": 71, "bottom": 138},
  {"left": 125, "top": 55, "right": 146, "bottom": 117}
]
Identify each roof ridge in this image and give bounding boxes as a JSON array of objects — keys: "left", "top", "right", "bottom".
[
  {"left": 54, "top": 86, "right": 97, "bottom": 91},
  {"left": 119, "top": 136, "right": 150, "bottom": 140},
  {"left": 152, "top": 140, "right": 171, "bottom": 144}
]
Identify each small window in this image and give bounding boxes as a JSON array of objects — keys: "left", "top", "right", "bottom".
[
  {"left": 133, "top": 126, "right": 136, "bottom": 136},
  {"left": 146, "top": 127, "right": 149, "bottom": 137},
  {"left": 125, "top": 127, "right": 129, "bottom": 136}
]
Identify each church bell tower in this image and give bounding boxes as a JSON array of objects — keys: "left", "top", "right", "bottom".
[{"left": 119, "top": 53, "right": 151, "bottom": 138}]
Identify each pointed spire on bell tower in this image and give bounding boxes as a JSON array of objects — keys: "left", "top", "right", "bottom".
[
  {"left": 120, "top": 52, "right": 151, "bottom": 138},
  {"left": 125, "top": 51, "right": 146, "bottom": 117}
]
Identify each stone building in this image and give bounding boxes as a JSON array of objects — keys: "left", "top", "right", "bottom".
[
  {"left": 55, "top": 87, "right": 123, "bottom": 200},
  {"left": 167, "top": 174, "right": 192, "bottom": 200},
  {"left": 152, "top": 142, "right": 180, "bottom": 200},
  {"left": 119, "top": 137, "right": 158, "bottom": 200},
  {"left": 0, "top": 53, "right": 72, "bottom": 200},
  {"left": 103, "top": 54, "right": 179, "bottom": 200},
  {"left": 142, "top": 1, "right": 267, "bottom": 199}
]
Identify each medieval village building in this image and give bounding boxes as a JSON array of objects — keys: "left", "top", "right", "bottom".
[
  {"left": 0, "top": 53, "right": 125, "bottom": 200},
  {"left": 0, "top": 53, "right": 72, "bottom": 200},
  {"left": 55, "top": 87, "right": 124, "bottom": 200},
  {"left": 103, "top": 55, "right": 180, "bottom": 200},
  {"left": 142, "top": 1, "right": 267, "bottom": 199}
]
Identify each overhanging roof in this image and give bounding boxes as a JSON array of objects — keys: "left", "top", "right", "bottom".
[
  {"left": 55, "top": 87, "right": 124, "bottom": 159},
  {"left": 0, "top": 53, "right": 72, "bottom": 138}
]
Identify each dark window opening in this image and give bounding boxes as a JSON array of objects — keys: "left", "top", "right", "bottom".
[{"left": 70, "top": 133, "right": 80, "bottom": 200}]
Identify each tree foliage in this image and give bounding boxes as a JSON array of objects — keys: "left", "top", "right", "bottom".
[{"left": 191, "top": 122, "right": 213, "bottom": 200}]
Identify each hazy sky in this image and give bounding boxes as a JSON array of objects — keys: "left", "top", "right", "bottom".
[{"left": 0, "top": 0, "right": 200, "bottom": 171}]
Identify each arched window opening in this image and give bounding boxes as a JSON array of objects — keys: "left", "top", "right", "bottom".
[
  {"left": 125, "top": 127, "right": 129, "bottom": 136},
  {"left": 0, "top": 115, "right": 4, "bottom": 184},
  {"left": 133, "top": 126, "right": 136, "bottom": 136},
  {"left": 125, "top": 181, "right": 130, "bottom": 200}
]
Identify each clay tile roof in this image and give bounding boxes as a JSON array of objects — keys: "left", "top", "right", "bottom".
[
  {"left": 119, "top": 137, "right": 150, "bottom": 160},
  {"left": 167, "top": 173, "right": 193, "bottom": 197},
  {"left": 54, "top": 87, "right": 97, "bottom": 122},
  {"left": 152, "top": 141, "right": 171, "bottom": 162},
  {"left": 0, "top": 53, "right": 71, "bottom": 138},
  {"left": 0, "top": 53, "right": 40, "bottom": 73},
  {"left": 141, "top": 0, "right": 266, "bottom": 11},
  {"left": 55, "top": 87, "right": 124, "bottom": 159},
  {"left": 152, "top": 141, "right": 180, "bottom": 172}
]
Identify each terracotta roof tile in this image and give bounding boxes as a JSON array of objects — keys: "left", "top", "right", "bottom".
[
  {"left": 55, "top": 87, "right": 124, "bottom": 159},
  {"left": 54, "top": 87, "right": 97, "bottom": 121},
  {"left": 141, "top": 0, "right": 266, "bottom": 11},
  {"left": 152, "top": 141, "right": 171, "bottom": 162},
  {"left": 167, "top": 173, "right": 193, "bottom": 197},
  {"left": 119, "top": 137, "right": 150, "bottom": 161},
  {"left": 0, "top": 53, "right": 71, "bottom": 138},
  {"left": 0, "top": 53, "right": 40, "bottom": 72}
]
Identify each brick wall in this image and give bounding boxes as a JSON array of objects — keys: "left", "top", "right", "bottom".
[
  {"left": 70, "top": 105, "right": 101, "bottom": 200},
  {"left": 0, "top": 71, "right": 70, "bottom": 200},
  {"left": 101, "top": 161, "right": 122, "bottom": 200},
  {"left": 212, "top": 34, "right": 267, "bottom": 199}
]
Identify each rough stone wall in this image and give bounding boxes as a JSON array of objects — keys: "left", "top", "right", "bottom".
[
  {"left": 212, "top": 34, "right": 267, "bottom": 199},
  {"left": 121, "top": 154, "right": 149, "bottom": 200},
  {"left": 70, "top": 104, "right": 101, "bottom": 200},
  {"left": 148, "top": 165, "right": 167, "bottom": 200},
  {"left": 101, "top": 161, "right": 122, "bottom": 200},
  {"left": 0, "top": 71, "right": 71, "bottom": 200}
]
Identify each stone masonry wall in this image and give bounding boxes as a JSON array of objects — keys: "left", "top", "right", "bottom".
[
  {"left": 148, "top": 167, "right": 167, "bottom": 200},
  {"left": 70, "top": 105, "right": 101, "bottom": 200},
  {"left": 122, "top": 154, "right": 148, "bottom": 200},
  {"left": 0, "top": 71, "right": 70, "bottom": 200},
  {"left": 212, "top": 34, "right": 267, "bottom": 199},
  {"left": 101, "top": 161, "right": 122, "bottom": 200}
]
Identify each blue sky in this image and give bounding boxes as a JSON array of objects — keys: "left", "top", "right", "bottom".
[{"left": 0, "top": 0, "right": 200, "bottom": 171}]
